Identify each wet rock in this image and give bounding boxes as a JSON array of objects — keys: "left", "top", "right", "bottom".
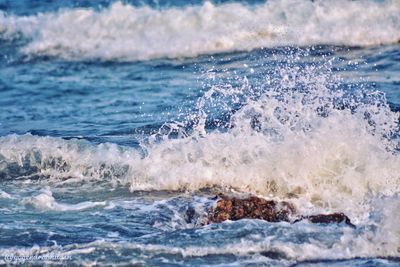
[
  {"left": 185, "top": 206, "right": 196, "bottom": 224},
  {"left": 204, "top": 194, "right": 355, "bottom": 227},
  {"left": 260, "top": 250, "right": 287, "bottom": 260},
  {"left": 301, "top": 213, "right": 355, "bottom": 228},
  {"left": 207, "top": 193, "right": 296, "bottom": 223}
]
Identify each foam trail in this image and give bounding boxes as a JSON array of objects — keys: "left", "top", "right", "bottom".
[
  {"left": 0, "top": 189, "right": 12, "bottom": 199},
  {"left": 0, "top": 0, "right": 399, "bottom": 61},
  {"left": 22, "top": 187, "right": 106, "bottom": 211},
  {"left": 2, "top": 202, "right": 398, "bottom": 265}
]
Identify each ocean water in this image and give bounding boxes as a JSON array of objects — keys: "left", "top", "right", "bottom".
[{"left": 0, "top": 0, "right": 400, "bottom": 266}]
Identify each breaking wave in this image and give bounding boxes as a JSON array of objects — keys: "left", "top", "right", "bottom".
[
  {"left": 1, "top": 57, "right": 399, "bottom": 222},
  {"left": 0, "top": 0, "right": 399, "bottom": 61}
]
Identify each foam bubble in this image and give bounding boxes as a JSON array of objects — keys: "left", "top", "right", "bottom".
[{"left": 0, "top": 0, "right": 399, "bottom": 61}]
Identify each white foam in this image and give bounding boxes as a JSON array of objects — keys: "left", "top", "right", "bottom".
[
  {"left": 22, "top": 187, "right": 106, "bottom": 211},
  {"left": 279, "top": 196, "right": 400, "bottom": 260},
  {"left": 0, "top": 0, "right": 399, "bottom": 60},
  {"left": 0, "top": 134, "right": 141, "bottom": 183},
  {"left": 0, "top": 189, "right": 12, "bottom": 199}
]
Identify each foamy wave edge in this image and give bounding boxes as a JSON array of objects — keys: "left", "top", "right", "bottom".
[{"left": 0, "top": 0, "right": 399, "bottom": 61}]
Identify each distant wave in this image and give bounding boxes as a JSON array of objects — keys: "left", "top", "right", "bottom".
[{"left": 0, "top": 0, "right": 399, "bottom": 61}]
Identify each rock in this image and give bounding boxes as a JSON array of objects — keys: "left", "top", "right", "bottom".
[
  {"left": 301, "top": 213, "right": 355, "bottom": 228},
  {"left": 207, "top": 193, "right": 296, "bottom": 223},
  {"left": 203, "top": 193, "right": 355, "bottom": 227}
]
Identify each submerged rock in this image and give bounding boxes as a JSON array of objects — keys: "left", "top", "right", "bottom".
[{"left": 202, "top": 193, "right": 355, "bottom": 227}]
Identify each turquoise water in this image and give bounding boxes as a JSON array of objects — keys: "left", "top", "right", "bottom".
[{"left": 0, "top": 0, "right": 400, "bottom": 265}]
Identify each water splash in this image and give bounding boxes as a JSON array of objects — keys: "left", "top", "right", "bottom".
[{"left": 0, "top": 49, "right": 399, "bottom": 222}]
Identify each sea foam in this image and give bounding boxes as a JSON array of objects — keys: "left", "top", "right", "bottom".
[
  {"left": 22, "top": 187, "right": 106, "bottom": 211},
  {"left": 0, "top": 0, "right": 399, "bottom": 61},
  {"left": 0, "top": 59, "right": 399, "bottom": 222}
]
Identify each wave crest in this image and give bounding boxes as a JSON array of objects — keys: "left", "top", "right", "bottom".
[{"left": 0, "top": 0, "right": 399, "bottom": 61}]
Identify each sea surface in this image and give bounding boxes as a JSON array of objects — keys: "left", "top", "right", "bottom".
[{"left": 0, "top": 0, "right": 400, "bottom": 266}]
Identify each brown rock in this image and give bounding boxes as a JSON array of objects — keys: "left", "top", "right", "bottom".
[
  {"left": 207, "top": 193, "right": 296, "bottom": 223},
  {"left": 204, "top": 193, "right": 355, "bottom": 227}
]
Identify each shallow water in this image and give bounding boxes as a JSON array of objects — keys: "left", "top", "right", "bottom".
[{"left": 0, "top": 0, "right": 400, "bottom": 266}]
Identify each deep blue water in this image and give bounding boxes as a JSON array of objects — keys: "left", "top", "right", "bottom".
[{"left": 0, "top": 0, "right": 400, "bottom": 266}]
